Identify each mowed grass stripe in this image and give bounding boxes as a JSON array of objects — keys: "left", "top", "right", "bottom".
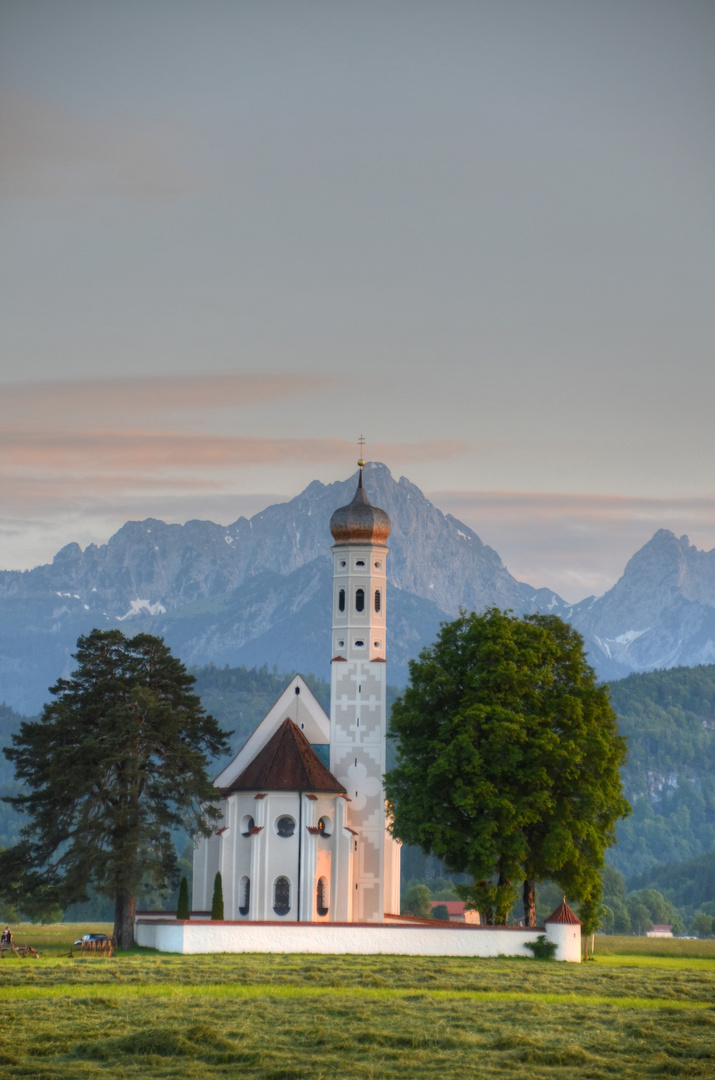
[
  {"left": 1, "top": 982, "right": 712, "bottom": 1010},
  {"left": 594, "top": 954, "right": 715, "bottom": 970}
]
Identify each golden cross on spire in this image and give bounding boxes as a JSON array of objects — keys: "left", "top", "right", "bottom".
[{"left": 357, "top": 434, "right": 366, "bottom": 469}]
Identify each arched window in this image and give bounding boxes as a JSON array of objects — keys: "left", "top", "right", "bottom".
[
  {"left": 317, "top": 876, "right": 329, "bottom": 917},
  {"left": 240, "top": 815, "right": 255, "bottom": 837},
  {"left": 338, "top": 589, "right": 345, "bottom": 612},
  {"left": 274, "top": 876, "right": 291, "bottom": 916},
  {"left": 355, "top": 588, "right": 365, "bottom": 612},
  {"left": 239, "top": 876, "right": 250, "bottom": 916},
  {"left": 318, "top": 816, "right": 331, "bottom": 837},
  {"left": 374, "top": 589, "right": 381, "bottom": 613}
]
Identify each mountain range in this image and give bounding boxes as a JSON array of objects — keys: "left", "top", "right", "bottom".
[{"left": 2, "top": 462, "right": 715, "bottom": 715}]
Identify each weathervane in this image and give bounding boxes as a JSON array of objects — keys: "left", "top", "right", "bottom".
[{"left": 357, "top": 435, "right": 366, "bottom": 470}]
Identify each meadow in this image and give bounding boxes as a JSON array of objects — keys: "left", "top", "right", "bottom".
[{"left": 0, "top": 925, "right": 713, "bottom": 1078}]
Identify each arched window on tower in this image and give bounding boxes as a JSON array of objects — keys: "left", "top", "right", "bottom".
[
  {"left": 374, "top": 589, "right": 381, "bottom": 613},
  {"left": 273, "top": 876, "right": 291, "bottom": 916},
  {"left": 355, "top": 588, "right": 365, "bottom": 612},
  {"left": 317, "top": 876, "right": 329, "bottom": 917},
  {"left": 338, "top": 589, "right": 345, "bottom": 612}
]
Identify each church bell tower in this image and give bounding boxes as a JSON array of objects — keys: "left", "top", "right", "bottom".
[{"left": 329, "top": 454, "right": 401, "bottom": 921}]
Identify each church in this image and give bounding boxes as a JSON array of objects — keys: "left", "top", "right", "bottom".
[
  {"left": 191, "top": 457, "right": 402, "bottom": 923},
  {"left": 140, "top": 459, "right": 582, "bottom": 958}
]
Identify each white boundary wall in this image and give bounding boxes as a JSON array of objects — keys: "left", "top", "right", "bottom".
[{"left": 135, "top": 919, "right": 580, "bottom": 962}]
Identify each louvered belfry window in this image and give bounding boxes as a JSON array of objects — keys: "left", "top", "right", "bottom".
[
  {"left": 338, "top": 588, "right": 345, "bottom": 612},
  {"left": 355, "top": 588, "right": 365, "bottom": 612},
  {"left": 374, "top": 589, "right": 381, "bottom": 613}
]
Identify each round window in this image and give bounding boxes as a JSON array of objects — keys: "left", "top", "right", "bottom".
[{"left": 276, "top": 815, "right": 296, "bottom": 838}]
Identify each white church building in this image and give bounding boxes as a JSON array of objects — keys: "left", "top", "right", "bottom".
[
  {"left": 136, "top": 461, "right": 582, "bottom": 960},
  {"left": 191, "top": 459, "right": 401, "bottom": 924}
]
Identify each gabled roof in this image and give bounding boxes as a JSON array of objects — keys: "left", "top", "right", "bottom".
[
  {"left": 214, "top": 674, "right": 329, "bottom": 790},
  {"left": 544, "top": 899, "right": 582, "bottom": 925},
  {"left": 222, "top": 719, "right": 346, "bottom": 795}
]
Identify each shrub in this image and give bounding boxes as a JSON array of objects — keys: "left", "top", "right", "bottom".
[
  {"left": 176, "top": 876, "right": 190, "bottom": 920},
  {"left": 524, "top": 935, "right": 557, "bottom": 961},
  {"left": 211, "top": 872, "right": 224, "bottom": 921}
]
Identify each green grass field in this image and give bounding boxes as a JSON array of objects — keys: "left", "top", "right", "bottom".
[{"left": 1, "top": 925, "right": 713, "bottom": 1078}]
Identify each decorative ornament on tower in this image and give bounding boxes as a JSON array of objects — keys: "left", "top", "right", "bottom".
[{"left": 328, "top": 441, "right": 400, "bottom": 921}]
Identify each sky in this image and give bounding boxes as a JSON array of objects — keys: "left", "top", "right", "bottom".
[{"left": 1, "top": 0, "right": 714, "bottom": 601}]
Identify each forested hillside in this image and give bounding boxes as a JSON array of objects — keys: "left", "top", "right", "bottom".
[
  {"left": 607, "top": 665, "right": 715, "bottom": 876},
  {"left": 629, "top": 850, "right": 715, "bottom": 915}
]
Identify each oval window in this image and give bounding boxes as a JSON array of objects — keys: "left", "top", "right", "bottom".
[
  {"left": 276, "top": 815, "right": 296, "bottom": 838},
  {"left": 274, "top": 876, "right": 291, "bottom": 916}
]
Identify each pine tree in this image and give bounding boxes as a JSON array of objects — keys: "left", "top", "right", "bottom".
[
  {"left": 176, "top": 876, "right": 190, "bottom": 920},
  {"left": 0, "top": 629, "right": 231, "bottom": 948},
  {"left": 211, "top": 872, "right": 224, "bottom": 920}
]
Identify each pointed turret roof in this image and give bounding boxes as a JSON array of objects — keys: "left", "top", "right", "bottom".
[
  {"left": 544, "top": 899, "right": 582, "bottom": 925},
  {"left": 222, "top": 718, "right": 346, "bottom": 795}
]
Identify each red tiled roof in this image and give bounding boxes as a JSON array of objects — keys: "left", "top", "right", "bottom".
[
  {"left": 544, "top": 899, "right": 582, "bottom": 925},
  {"left": 223, "top": 719, "right": 346, "bottom": 795},
  {"left": 430, "top": 901, "right": 468, "bottom": 915}
]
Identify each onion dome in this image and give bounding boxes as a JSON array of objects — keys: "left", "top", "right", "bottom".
[{"left": 329, "top": 463, "right": 391, "bottom": 546}]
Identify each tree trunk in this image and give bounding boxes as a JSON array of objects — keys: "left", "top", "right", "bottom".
[
  {"left": 114, "top": 892, "right": 136, "bottom": 950},
  {"left": 523, "top": 879, "right": 536, "bottom": 927},
  {"left": 495, "top": 873, "right": 511, "bottom": 926}
]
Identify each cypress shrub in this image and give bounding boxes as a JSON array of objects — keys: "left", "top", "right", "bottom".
[
  {"left": 176, "top": 876, "right": 190, "bottom": 920},
  {"left": 211, "top": 871, "right": 224, "bottom": 920}
]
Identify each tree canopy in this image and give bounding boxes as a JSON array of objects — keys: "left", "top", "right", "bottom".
[
  {"left": 0, "top": 629, "right": 231, "bottom": 947},
  {"left": 384, "top": 609, "right": 630, "bottom": 925}
]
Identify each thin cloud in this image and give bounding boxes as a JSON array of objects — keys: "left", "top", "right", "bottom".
[
  {"left": 0, "top": 91, "right": 198, "bottom": 201},
  {"left": 1, "top": 432, "right": 464, "bottom": 472},
  {"left": 0, "top": 373, "right": 336, "bottom": 421}
]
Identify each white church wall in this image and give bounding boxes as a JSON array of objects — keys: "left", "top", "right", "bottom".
[
  {"left": 198, "top": 789, "right": 353, "bottom": 923},
  {"left": 135, "top": 918, "right": 580, "bottom": 962}
]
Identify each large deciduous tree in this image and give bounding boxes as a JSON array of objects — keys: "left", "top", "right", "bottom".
[
  {"left": 0, "top": 629, "right": 231, "bottom": 948},
  {"left": 384, "top": 609, "right": 630, "bottom": 926}
]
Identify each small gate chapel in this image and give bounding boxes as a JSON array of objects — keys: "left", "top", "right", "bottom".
[{"left": 192, "top": 458, "right": 401, "bottom": 922}]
